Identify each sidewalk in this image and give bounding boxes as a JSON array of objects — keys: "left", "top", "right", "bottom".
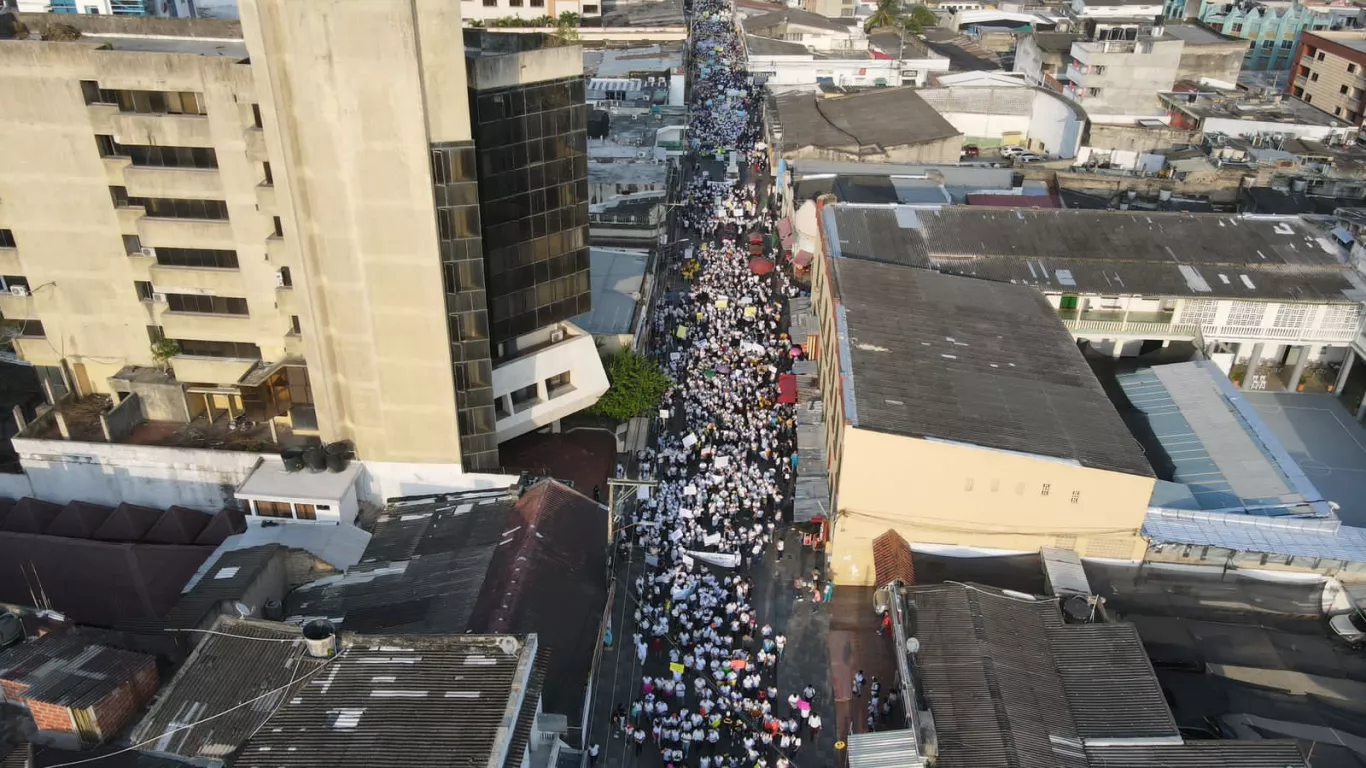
[{"left": 827, "top": 587, "right": 899, "bottom": 745}]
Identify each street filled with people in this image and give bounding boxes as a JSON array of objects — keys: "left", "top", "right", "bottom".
[{"left": 604, "top": 1, "right": 823, "bottom": 765}]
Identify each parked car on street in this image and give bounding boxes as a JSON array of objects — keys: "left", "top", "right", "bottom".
[
  {"left": 961, "top": 145, "right": 980, "bottom": 158},
  {"left": 1330, "top": 609, "right": 1366, "bottom": 646},
  {"left": 999, "top": 146, "right": 1026, "bottom": 157}
]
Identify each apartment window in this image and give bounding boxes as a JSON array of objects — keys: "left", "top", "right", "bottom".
[
  {"left": 510, "top": 0, "right": 523, "bottom": 6},
  {"left": 1306, "top": 93, "right": 1314, "bottom": 103},
  {"left": 1306, "top": 46, "right": 1318, "bottom": 58},
  {"left": 783, "top": 32, "right": 805, "bottom": 42},
  {"left": 255, "top": 500, "right": 292, "bottom": 518},
  {"left": 583, "top": 3, "right": 597, "bottom": 11},
  {"left": 80, "top": 80, "right": 117, "bottom": 105},
  {"left": 1281, "top": 39, "right": 1294, "bottom": 49},
  {"left": 1, "top": 276, "right": 29, "bottom": 292},
  {"left": 1230, "top": 22, "right": 1242, "bottom": 32},
  {"left": 1299, "top": 65, "right": 1311, "bottom": 77},
  {"left": 155, "top": 247, "right": 239, "bottom": 269},
  {"left": 272, "top": 216, "right": 284, "bottom": 237},
  {"left": 1262, "top": 40, "right": 1274, "bottom": 50},
  {"left": 262, "top": 161, "right": 273, "bottom": 185},
  {"left": 1087, "top": 87, "right": 1102, "bottom": 97},
  {"left": 483, "top": 0, "right": 497, "bottom": 6},
  {"left": 530, "top": 0, "right": 544, "bottom": 6},
  {"left": 173, "top": 339, "right": 262, "bottom": 358},
  {"left": 1294, "top": 86, "right": 1305, "bottom": 97},
  {"left": 1337, "top": 107, "right": 1345, "bottom": 117},
  {"left": 278, "top": 266, "right": 292, "bottom": 288},
  {"left": 146, "top": 325, "right": 164, "bottom": 344},
  {"left": 510, "top": 383, "right": 540, "bottom": 410},
  {"left": 546, "top": 371, "right": 572, "bottom": 397},
  {"left": 18, "top": 320, "right": 45, "bottom": 338},
  {"left": 109, "top": 186, "right": 145, "bottom": 208},
  {"left": 1343, "top": 84, "right": 1351, "bottom": 95},
  {"left": 0, "top": 230, "right": 13, "bottom": 249},
  {"left": 164, "top": 293, "right": 249, "bottom": 316},
  {"left": 123, "top": 235, "right": 142, "bottom": 255},
  {"left": 1041, "top": 483, "right": 1051, "bottom": 497},
  {"left": 251, "top": 103, "right": 264, "bottom": 128},
  {"left": 142, "top": 198, "right": 230, "bottom": 220},
  {"left": 289, "top": 315, "right": 301, "bottom": 334},
  {"left": 1350, "top": 63, "right": 1359, "bottom": 74},
  {"left": 1318, "top": 51, "right": 1327, "bottom": 61},
  {"left": 1070, "top": 490, "right": 1081, "bottom": 504},
  {"left": 134, "top": 280, "right": 154, "bottom": 301},
  {"left": 125, "top": 145, "right": 218, "bottom": 169},
  {"left": 293, "top": 503, "right": 317, "bottom": 520},
  {"left": 110, "top": 89, "right": 205, "bottom": 115},
  {"left": 1093, "top": 65, "right": 1106, "bottom": 74}
]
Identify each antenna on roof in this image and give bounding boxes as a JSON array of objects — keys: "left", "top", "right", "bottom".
[
  {"left": 20, "top": 563, "right": 38, "bottom": 612},
  {"left": 32, "top": 564, "right": 52, "bottom": 613}
]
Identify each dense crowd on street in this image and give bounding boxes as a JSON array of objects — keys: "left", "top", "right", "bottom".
[{"left": 602, "top": 0, "right": 824, "bottom": 766}]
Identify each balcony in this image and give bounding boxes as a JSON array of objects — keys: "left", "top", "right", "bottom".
[
  {"left": 256, "top": 183, "right": 276, "bottom": 211},
  {"left": 102, "top": 156, "right": 131, "bottom": 186},
  {"left": 13, "top": 337, "right": 58, "bottom": 365},
  {"left": 87, "top": 104, "right": 118, "bottom": 134},
  {"left": 1200, "top": 323, "right": 1359, "bottom": 344},
  {"left": 0, "top": 248, "right": 21, "bottom": 275},
  {"left": 245, "top": 128, "right": 268, "bottom": 163},
  {"left": 1058, "top": 309, "right": 1197, "bottom": 338},
  {"left": 148, "top": 264, "right": 246, "bottom": 296},
  {"left": 157, "top": 310, "right": 255, "bottom": 343},
  {"left": 170, "top": 355, "right": 259, "bottom": 387},
  {"left": 266, "top": 234, "right": 287, "bottom": 262},
  {"left": 115, "top": 205, "right": 144, "bottom": 234},
  {"left": 0, "top": 292, "right": 36, "bottom": 320},
  {"left": 137, "top": 217, "right": 236, "bottom": 250},
  {"left": 109, "top": 113, "right": 213, "bottom": 148},
  {"left": 124, "top": 166, "right": 224, "bottom": 200},
  {"left": 276, "top": 286, "right": 297, "bottom": 314}
]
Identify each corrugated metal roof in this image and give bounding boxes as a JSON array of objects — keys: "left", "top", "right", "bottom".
[
  {"left": 1143, "top": 508, "right": 1366, "bottom": 562},
  {"left": 1119, "top": 362, "right": 1329, "bottom": 516},
  {"left": 1040, "top": 547, "right": 1090, "bottom": 596},
  {"left": 846, "top": 730, "right": 926, "bottom": 768}
]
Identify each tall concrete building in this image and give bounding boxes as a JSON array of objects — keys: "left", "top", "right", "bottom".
[{"left": 0, "top": 3, "right": 604, "bottom": 473}]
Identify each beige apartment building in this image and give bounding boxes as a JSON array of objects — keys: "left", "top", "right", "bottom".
[
  {"left": 1289, "top": 30, "right": 1366, "bottom": 125},
  {"left": 0, "top": 2, "right": 604, "bottom": 471}
]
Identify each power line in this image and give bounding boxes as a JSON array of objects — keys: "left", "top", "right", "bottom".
[{"left": 43, "top": 648, "right": 343, "bottom": 768}]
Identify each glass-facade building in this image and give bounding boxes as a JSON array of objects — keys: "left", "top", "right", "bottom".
[{"left": 470, "top": 75, "right": 592, "bottom": 351}]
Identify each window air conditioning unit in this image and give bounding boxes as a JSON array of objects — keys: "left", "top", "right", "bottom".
[
  {"left": 275, "top": 270, "right": 287, "bottom": 288},
  {"left": 550, "top": 329, "right": 566, "bottom": 343},
  {"left": 139, "top": 247, "right": 155, "bottom": 258},
  {"left": 152, "top": 292, "right": 167, "bottom": 303},
  {"left": 8, "top": 286, "right": 27, "bottom": 297}
]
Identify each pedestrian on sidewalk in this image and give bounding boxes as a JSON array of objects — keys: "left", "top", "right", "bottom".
[
  {"left": 633, "top": 728, "right": 646, "bottom": 755},
  {"left": 853, "top": 669, "right": 866, "bottom": 698},
  {"left": 588, "top": 743, "right": 600, "bottom": 766},
  {"left": 870, "top": 678, "right": 881, "bottom": 699},
  {"left": 808, "top": 713, "right": 822, "bottom": 740},
  {"left": 775, "top": 634, "right": 786, "bottom": 658}
]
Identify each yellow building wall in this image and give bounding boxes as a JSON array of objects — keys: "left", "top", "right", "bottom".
[{"left": 828, "top": 426, "right": 1155, "bottom": 585}]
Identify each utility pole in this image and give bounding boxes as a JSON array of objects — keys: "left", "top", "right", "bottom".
[{"left": 605, "top": 477, "right": 660, "bottom": 545}]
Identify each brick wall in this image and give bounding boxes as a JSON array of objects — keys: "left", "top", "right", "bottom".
[
  {"left": 88, "top": 658, "right": 159, "bottom": 744},
  {"left": 0, "top": 678, "right": 29, "bottom": 703},
  {"left": 28, "top": 700, "right": 75, "bottom": 734}
]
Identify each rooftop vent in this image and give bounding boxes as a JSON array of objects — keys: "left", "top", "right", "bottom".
[{"left": 302, "top": 619, "right": 338, "bottom": 658}]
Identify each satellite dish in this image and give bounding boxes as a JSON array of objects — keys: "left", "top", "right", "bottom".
[
  {"left": 232, "top": 601, "right": 253, "bottom": 618},
  {"left": 906, "top": 637, "right": 921, "bottom": 655}
]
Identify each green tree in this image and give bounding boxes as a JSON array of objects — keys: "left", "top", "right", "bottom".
[
  {"left": 901, "top": 4, "right": 937, "bottom": 34},
  {"left": 592, "top": 350, "right": 671, "bottom": 422},
  {"left": 150, "top": 338, "right": 181, "bottom": 372},
  {"left": 863, "top": 0, "right": 905, "bottom": 32},
  {"left": 558, "top": 10, "right": 582, "bottom": 26}
]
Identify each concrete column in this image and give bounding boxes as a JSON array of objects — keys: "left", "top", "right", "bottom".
[
  {"left": 1112, "top": 340, "right": 1124, "bottom": 359},
  {"left": 1241, "top": 342, "right": 1265, "bottom": 388},
  {"left": 1286, "top": 345, "right": 1310, "bottom": 392},
  {"left": 1336, "top": 349, "right": 1356, "bottom": 395}
]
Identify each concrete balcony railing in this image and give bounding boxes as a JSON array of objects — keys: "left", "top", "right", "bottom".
[
  {"left": 256, "top": 183, "right": 276, "bottom": 211},
  {"left": 157, "top": 310, "right": 255, "bottom": 343},
  {"left": 1058, "top": 309, "right": 1196, "bottom": 338},
  {"left": 148, "top": 264, "right": 246, "bottom": 296},
  {"left": 137, "top": 217, "right": 236, "bottom": 250},
  {"left": 0, "top": 248, "right": 21, "bottom": 275},
  {"left": 245, "top": 128, "right": 268, "bottom": 163},
  {"left": 109, "top": 113, "right": 214, "bottom": 148},
  {"left": 1200, "top": 324, "right": 1360, "bottom": 344},
  {"left": 266, "top": 234, "right": 287, "bottom": 262},
  {"left": 0, "top": 292, "right": 36, "bottom": 320},
  {"left": 124, "top": 166, "right": 224, "bottom": 201},
  {"left": 87, "top": 104, "right": 118, "bottom": 134},
  {"left": 275, "top": 286, "right": 297, "bottom": 314},
  {"left": 102, "top": 156, "right": 132, "bottom": 186},
  {"left": 169, "top": 355, "right": 259, "bottom": 387}
]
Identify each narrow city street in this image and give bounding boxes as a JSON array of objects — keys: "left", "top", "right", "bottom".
[{"left": 582, "top": 1, "right": 841, "bottom": 766}]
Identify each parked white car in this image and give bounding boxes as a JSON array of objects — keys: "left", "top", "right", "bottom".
[
  {"left": 1330, "top": 610, "right": 1366, "bottom": 645},
  {"left": 1017, "top": 153, "right": 1045, "bottom": 164},
  {"left": 998, "top": 146, "right": 1026, "bottom": 157}
]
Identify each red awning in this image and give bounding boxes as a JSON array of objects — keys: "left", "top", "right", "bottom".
[
  {"left": 749, "top": 256, "right": 775, "bottom": 275},
  {"left": 793, "top": 250, "right": 814, "bottom": 267},
  {"left": 869, "top": 49, "right": 891, "bottom": 60},
  {"left": 777, "top": 373, "right": 798, "bottom": 404},
  {"left": 776, "top": 217, "right": 793, "bottom": 238}
]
